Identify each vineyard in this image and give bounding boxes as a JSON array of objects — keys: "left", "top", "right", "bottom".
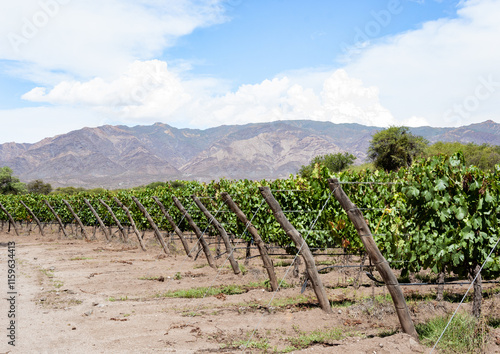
[{"left": 2, "top": 152, "right": 500, "bottom": 352}]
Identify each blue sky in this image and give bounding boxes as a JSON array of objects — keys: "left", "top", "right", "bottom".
[{"left": 1, "top": 0, "right": 499, "bottom": 144}]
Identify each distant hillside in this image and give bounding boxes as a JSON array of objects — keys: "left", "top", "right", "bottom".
[{"left": 0, "top": 120, "right": 498, "bottom": 189}]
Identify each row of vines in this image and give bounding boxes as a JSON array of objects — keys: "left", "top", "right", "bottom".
[{"left": 1, "top": 153, "right": 499, "bottom": 282}]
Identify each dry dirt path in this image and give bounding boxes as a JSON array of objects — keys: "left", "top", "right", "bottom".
[{"left": 0, "top": 229, "right": 473, "bottom": 353}]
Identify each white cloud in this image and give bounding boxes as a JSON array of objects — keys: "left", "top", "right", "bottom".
[
  {"left": 0, "top": 0, "right": 227, "bottom": 83},
  {"left": 0, "top": 106, "right": 108, "bottom": 144},
  {"left": 20, "top": 63, "right": 395, "bottom": 135},
  {"left": 186, "top": 68, "right": 395, "bottom": 128},
  {"left": 23, "top": 60, "right": 191, "bottom": 119},
  {"left": 344, "top": 0, "right": 500, "bottom": 126},
  {"left": 5, "top": 0, "right": 500, "bottom": 145}
]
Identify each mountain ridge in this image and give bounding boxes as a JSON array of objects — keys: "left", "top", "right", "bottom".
[{"left": 1, "top": 119, "right": 498, "bottom": 189}]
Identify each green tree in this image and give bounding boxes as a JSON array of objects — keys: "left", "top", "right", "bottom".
[
  {"left": 424, "top": 142, "right": 500, "bottom": 171},
  {"left": 27, "top": 179, "right": 52, "bottom": 195},
  {"left": 52, "top": 186, "right": 86, "bottom": 195},
  {"left": 368, "top": 126, "right": 428, "bottom": 171},
  {"left": 0, "top": 166, "right": 26, "bottom": 195},
  {"left": 299, "top": 152, "right": 356, "bottom": 178}
]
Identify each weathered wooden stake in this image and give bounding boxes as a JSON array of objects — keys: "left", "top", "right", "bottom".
[
  {"left": 44, "top": 200, "right": 68, "bottom": 237},
  {"left": 62, "top": 200, "right": 89, "bottom": 239},
  {"left": 20, "top": 200, "right": 44, "bottom": 236},
  {"left": 113, "top": 197, "right": 146, "bottom": 251},
  {"left": 131, "top": 196, "right": 169, "bottom": 254},
  {"left": 152, "top": 196, "right": 191, "bottom": 257},
  {"left": 99, "top": 199, "right": 127, "bottom": 242},
  {"left": 192, "top": 195, "right": 240, "bottom": 275},
  {"left": 84, "top": 199, "right": 111, "bottom": 242},
  {"left": 172, "top": 196, "right": 216, "bottom": 269},
  {"left": 221, "top": 192, "right": 278, "bottom": 291},
  {"left": 259, "top": 187, "right": 332, "bottom": 313},
  {"left": 328, "top": 178, "right": 418, "bottom": 340},
  {"left": 0, "top": 202, "right": 19, "bottom": 236}
]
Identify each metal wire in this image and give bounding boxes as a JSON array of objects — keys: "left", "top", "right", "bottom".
[
  {"left": 430, "top": 234, "right": 500, "bottom": 353},
  {"left": 242, "top": 185, "right": 337, "bottom": 352}
]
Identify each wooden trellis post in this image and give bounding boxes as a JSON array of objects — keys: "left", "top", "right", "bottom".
[
  {"left": 20, "top": 200, "right": 44, "bottom": 236},
  {"left": 172, "top": 196, "right": 216, "bottom": 269},
  {"left": 131, "top": 196, "right": 169, "bottom": 254},
  {"left": 99, "top": 199, "right": 127, "bottom": 242},
  {"left": 259, "top": 187, "right": 332, "bottom": 313},
  {"left": 152, "top": 196, "right": 191, "bottom": 257},
  {"left": 62, "top": 200, "right": 88, "bottom": 239},
  {"left": 328, "top": 178, "right": 418, "bottom": 340},
  {"left": 192, "top": 195, "right": 241, "bottom": 275},
  {"left": 113, "top": 197, "right": 146, "bottom": 251},
  {"left": 221, "top": 192, "right": 278, "bottom": 290},
  {"left": 0, "top": 202, "right": 19, "bottom": 236},
  {"left": 44, "top": 200, "right": 68, "bottom": 238},
  {"left": 84, "top": 199, "right": 110, "bottom": 242}
]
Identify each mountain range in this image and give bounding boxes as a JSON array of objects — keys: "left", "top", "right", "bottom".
[{"left": 1, "top": 119, "right": 499, "bottom": 189}]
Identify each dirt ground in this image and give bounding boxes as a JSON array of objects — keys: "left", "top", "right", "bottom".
[{"left": 1, "top": 224, "right": 500, "bottom": 353}]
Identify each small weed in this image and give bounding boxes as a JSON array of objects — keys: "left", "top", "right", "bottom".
[
  {"left": 174, "top": 272, "right": 182, "bottom": 280},
  {"left": 416, "top": 313, "right": 489, "bottom": 353},
  {"left": 274, "top": 260, "right": 292, "bottom": 267},
  {"left": 287, "top": 327, "right": 345, "bottom": 349},
  {"left": 40, "top": 268, "right": 54, "bottom": 278},
  {"left": 70, "top": 256, "right": 92, "bottom": 261},
  {"left": 238, "top": 263, "right": 247, "bottom": 275},
  {"left": 158, "top": 284, "right": 246, "bottom": 298},
  {"left": 138, "top": 276, "right": 162, "bottom": 281},
  {"left": 182, "top": 311, "right": 202, "bottom": 317},
  {"left": 107, "top": 295, "right": 128, "bottom": 302},
  {"left": 194, "top": 263, "right": 207, "bottom": 269},
  {"left": 53, "top": 280, "right": 64, "bottom": 289}
]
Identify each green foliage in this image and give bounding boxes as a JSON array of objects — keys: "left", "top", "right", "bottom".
[
  {"left": 401, "top": 153, "right": 500, "bottom": 278},
  {"left": 298, "top": 152, "right": 356, "bottom": 178},
  {"left": 27, "top": 179, "right": 52, "bottom": 195},
  {"left": 0, "top": 154, "right": 499, "bottom": 286},
  {"left": 0, "top": 167, "right": 26, "bottom": 195},
  {"left": 52, "top": 186, "right": 86, "bottom": 195},
  {"left": 425, "top": 141, "right": 500, "bottom": 171},
  {"left": 416, "top": 313, "right": 488, "bottom": 353},
  {"left": 368, "top": 126, "right": 428, "bottom": 171}
]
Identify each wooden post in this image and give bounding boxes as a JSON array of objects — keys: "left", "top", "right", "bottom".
[
  {"left": 62, "top": 200, "right": 89, "bottom": 240},
  {"left": 259, "top": 187, "right": 332, "bottom": 313},
  {"left": 0, "top": 202, "right": 19, "bottom": 236},
  {"left": 113, "top": 197, "right": 146, "bottom": 251},
  {"left": 20, "top": 200, "right": 45, "bottom": 236},
  {"left": 152, "top": 196, "right": 191, "bottom": 257},
  {"left": 44, "top": 200, "right": 68, "bottom": 237},
  {"left": 84, "top": 199, "right": 111, "bottom": 242},
  {"left": 172, "top": 196, "right": 216, "bottom": 269},
  {"left": 192, "top": 195, "right": 241, "bottom": 275},
  {"left": 328, "top": 178, "right": 418, "bottom": 340},
  {"left": 131, "top": 196, "right": 169, "bottom": 254},
  {"left": 221, "top": 192, "right": 278, "bottom": 291},
  {"left": 99, "top": 199, "right": 127, "bottom": 242}
]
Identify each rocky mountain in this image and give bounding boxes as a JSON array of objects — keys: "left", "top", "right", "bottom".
[{"left": 0, "top": 120, "right": 499, "bottom": 189}]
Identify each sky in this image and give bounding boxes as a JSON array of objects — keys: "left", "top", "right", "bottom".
[{"left": 1, "top": 0, "right": 500, "bottom": 144}]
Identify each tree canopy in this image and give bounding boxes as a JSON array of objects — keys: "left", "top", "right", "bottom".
[
  {"left": 298, "top": 152, "right": 356, "bottom": 178},
  {"left": 368, "top": 126, "right": 428, "bottom": 171},
  {"left": 0, "top": 166, "right": 26, "bottom": 195},
  {"left": 424, "top": 142, "right": 500, "bottom": 171},
  {"left": 27, "top": 179, "right": 52, "bottom": 195}
]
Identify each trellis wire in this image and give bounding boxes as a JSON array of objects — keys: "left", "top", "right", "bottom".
[
  {"left": 241, "top": 185, "right": 338, "bottom": 352},
  {"left": 430, "top": 233, "right": 500, "bottom": 353},
  {"left": 192, "top": 197, "right": 268, "bottom": 312}
]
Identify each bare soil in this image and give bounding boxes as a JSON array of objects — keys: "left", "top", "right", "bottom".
[{"left": 1, "top": 225, "right": 500, "bottom": 353}]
